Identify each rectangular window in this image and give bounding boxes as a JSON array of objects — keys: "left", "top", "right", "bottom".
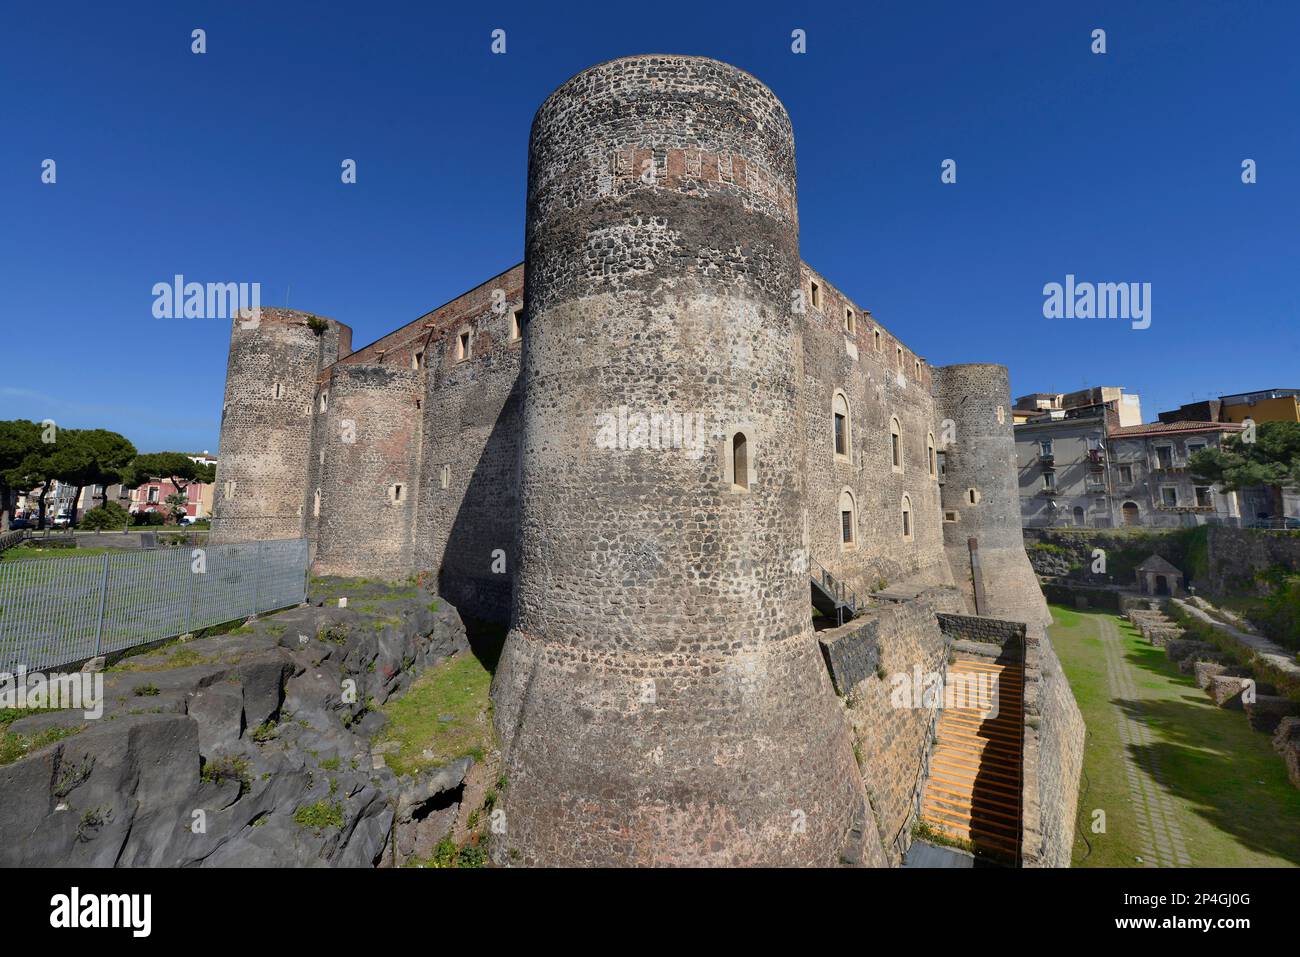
[
  {"left": 413, "top": 351, "right": 423, "bottom": 370},
  {"left": 440, "top": 465, "right": 450, "bottom": 490},
  {"left": 845, "top": 308, "right": 854, "bottom": 334},
  {"left": 511, "top": 308, "right": 522, "bottom": 341},
  {"left": 936, "top": 450, "right": 946, "bottom": 479},
  {"left": 874, "top": 329, "right": 882, "bottom": 351},
  {"left": 891, "top": 433, "right": 901, "bottom": 467},
  {"left": 319, "top": 390, "right": 328, "bottom": 413},
  {"left": 1195, "top": 486, "right": 1212, "bottom": 507},
  {"left": 902, "top": 511, "right": 911, "bottom": 537},
  {"left": 834, "top": 414, "right": 847, "bottom": 455},
  {"left": 1161, "top": 486, "right": 1178, "bottom": 506},
  {"left": 1042, "top": 472, "right": 1055, "bottom": 491},
  {"left": 1187, "top": 442, "right": 1206, "bottom": 457},
  {"left": 1156, "top": 446, "right": 1174, "bottom": 469},
  {"left": 810, "top": 282, "right": 820, "bottom": 309},
  {"left": 457, "top": 331, "right": 471, "bottom": 362},
  {"left": 896, "top": 346, "right": 903, "bottom": 369},
  {"left": 1118, "top": 464, "right": 1133, "bottom": 484},
  {"left": 840, "top": 509, "right": 853, "bottom": 543},
  {"left": 1039, "top": 439, "right": 1053, "bottom": 456}
]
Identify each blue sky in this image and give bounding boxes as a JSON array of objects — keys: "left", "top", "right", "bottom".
[{"left": 2, "top": 1, "right": 1296, "bottom": 452}]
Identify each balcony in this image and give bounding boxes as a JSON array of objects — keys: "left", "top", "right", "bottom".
[
  {"left": 1086, "top": 449, "right": 1105, "bottom": 472},
  {"left": 1037, "top": 452, "right": 1056, "bottom": 469}
]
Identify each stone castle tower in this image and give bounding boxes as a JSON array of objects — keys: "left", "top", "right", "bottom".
[{"left": 209, "top": 55, "right": 1079, "bottom": 868}]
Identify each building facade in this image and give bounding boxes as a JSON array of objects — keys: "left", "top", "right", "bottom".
[{"left": 1016, "top": 402, "right": 1245, "bottom": 528}]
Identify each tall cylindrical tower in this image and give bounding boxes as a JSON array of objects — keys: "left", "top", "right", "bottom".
[
  {"left": 211, "top": 309, "right": 350, "bottom": 544},
  {"left": 932, "top": 364, "right": 1051, "bottom": 630},
  {"left": 491, "top": 56, "right": 862, "bottom": 866}
]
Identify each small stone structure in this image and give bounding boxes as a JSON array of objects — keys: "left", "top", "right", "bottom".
[{"left": 1135, "top": 553, "right": 1185, "bottom": 597}]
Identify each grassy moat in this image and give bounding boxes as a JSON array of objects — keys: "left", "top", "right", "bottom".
[{"left": 1050, "top": 605, "right": 1300, "bottom": 867}]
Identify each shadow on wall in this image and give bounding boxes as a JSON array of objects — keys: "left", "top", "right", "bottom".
[{"left": 437, "top": 377, "right": 521, "bottom": 624}]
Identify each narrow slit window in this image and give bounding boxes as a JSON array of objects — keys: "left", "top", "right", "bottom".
[
  {"left": 901, "top": 495, "right": 913, "bottom": 538},
  {"left": 890, "top": 417, "right": 902, "bottom": 470},
  {"left": 732, "top": 432, "right": 749, "bottom": 490},
  {"left": 510, "top": 308, "right": 522, "bottom": 341},
  {"left": 810, "top": 282, "right": 821, "bottom": 309},
  {"left": 457, "top": 331, "right": 471, "bottom": 362},
  {"left": 845, "top": 308, "right": 855, "bottom": 334}
]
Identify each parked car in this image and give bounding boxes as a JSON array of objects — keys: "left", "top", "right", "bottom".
[
  {"left": 6, "top": 518, "right": 33, "bottom": 530},
  {"left": 51, "top": 513, "right": 71, "bottom": 528}
]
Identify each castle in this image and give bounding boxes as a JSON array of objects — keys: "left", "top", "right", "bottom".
[{"left": 211, "top": 55, "right": 1083, "bottom": 867}]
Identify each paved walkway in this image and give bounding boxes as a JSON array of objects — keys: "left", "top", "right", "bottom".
[{"left": 1095, "top": 615, "right": 1191, "bottom": 867}]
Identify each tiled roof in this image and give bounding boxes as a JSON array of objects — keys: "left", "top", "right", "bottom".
[{"left": 1108, "top": 420, "right": 1243, "bottom": 437}]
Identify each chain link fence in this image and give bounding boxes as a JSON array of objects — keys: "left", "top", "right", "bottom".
[{"left": 0, "top": 538, "right": 308, "bottom": 673}]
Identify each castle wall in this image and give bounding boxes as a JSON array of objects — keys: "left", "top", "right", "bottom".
[
  {"left": 313, "top": 363, "right": 423, "bottom": 577},
  {"left": 210, "top": 309, "right": 350, "bottom": 545},
  {"left": 414, "top": 267, "right": 524, "bottom": 622},
  {"left": 933, "top": 364, "right": 1051, "bottom": 631},
  {"left": 797, "top": 268, "right": 951, "bottom": 599},
  {"left": 1021, "top": 628, "right": 1085, "bottom": 867},
  {"left": 491, "top": 54, "right": 865, "bottom": 866},
  {"left": 835, "top": 588, "right": 966, "bottom": 859}
]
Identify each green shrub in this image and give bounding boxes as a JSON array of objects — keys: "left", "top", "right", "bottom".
[
  {"left": 80, "top": 502, "right": 129, "bottom": 530},
  {"left": 131, "top": 511, "right": 165, "bottom": 527},
  {"left": 292, "top": 800, "right": 344, "bottom": 830}
]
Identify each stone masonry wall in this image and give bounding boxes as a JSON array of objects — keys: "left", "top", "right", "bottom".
[
  {"left": 313, "top": 363, "right": 423, "bottom": 577},
  {"left": 799, "top": 268, "right": 951, "bottom": 600},
  {"left": 1020, "top": 629, "right": 1085, "bottom": 867},
  {"left": 839, "top": 588, "right": 966, "bottom": 859},
  {"left": 414, "top": 266, "right": 524, "bottom": 623}
]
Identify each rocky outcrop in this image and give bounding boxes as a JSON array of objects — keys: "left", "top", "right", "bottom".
[
  {"left": 1273, "top": 718, "right": 1300, "bottom": 789},
  {"left": 0, "top": 581, "right": 471, "bottom": 867}
]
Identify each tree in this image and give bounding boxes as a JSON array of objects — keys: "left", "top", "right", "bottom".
[
  {"left": 77, "top": 429, "right": 137, "bottom": 511},
  {"left": 1189, "top": 421, "right": 1300, "bottom": 521},
  {"left": 47, "top": 430, "right": 99, "bottom": 530},
  {"left": 0, "top": 420, "right": 43, "bottom": 528},
  {"left": 5, "top": 445, "right": 59, "bottom": 529},
  {"left": 81, "top": 500, "right": 130, "bottom": 531},
  {"left": 124, "top": 452, "right": 216, "bottom": 499},
  {"left": 163, "top": 492, "right": 189, "bottom": 525}
]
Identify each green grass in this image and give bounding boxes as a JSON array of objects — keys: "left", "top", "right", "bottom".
[
  {"left": 0, "top": 722, "right": 84, "bottom": 766},
  {"left": 292, "top": 800, "right": 344, "bottom": 830},
  {"left": 1, "top": 545, "right": 113, "bottom": 563},
  {"left": 1050, "top": 604, "right": 1300, "bottom": 867},
  {"left": 373, "top": 649, "right": 495, "bottom": 777}
]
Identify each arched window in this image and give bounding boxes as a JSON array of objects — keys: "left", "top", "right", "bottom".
[
  {"left": 732, "top": 432, "right": 749, "bottom": 490},
  {"left": 833, "top": 392, "right": 851, "bottom": 460},
  {"left": 927, "top": 432, "right": 937, "bottom": 478},
  {"left": 890, "top": 416, "right": 903, "bottom": 471},
  {"left": 839, "top": 489, "right": 857, "bottom": 547},
  {"left": 312, "top": 488, "right": 321, "bottom": 517},
  {"left": 1122, "top": 501, "right": 1140, "bottom": 526},
  {"left": 1072, "top": 505, "right": 1086, "bottom": 527},
  {"left": 901, "top": 494, "right": 914, "bottom": 539}
]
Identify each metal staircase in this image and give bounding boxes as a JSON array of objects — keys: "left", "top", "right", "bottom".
[{"left": 810, "top": 557, "right": 861, "bottom": 626}]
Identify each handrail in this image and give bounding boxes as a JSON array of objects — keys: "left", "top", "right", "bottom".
[{"left": 808, "top": 555, "right": 861, "bottom": 623}]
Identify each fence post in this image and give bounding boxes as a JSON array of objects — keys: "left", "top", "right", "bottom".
[
  {"left": 92, "top": 551, "right": 110, "bottom": 658},
  {"left": 251, "top": 540, "right": 263, "bottom": 616}
]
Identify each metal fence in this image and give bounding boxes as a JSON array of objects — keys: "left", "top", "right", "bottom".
[{"left": 0, "top": 538, "right": 308, "bottom": 673}]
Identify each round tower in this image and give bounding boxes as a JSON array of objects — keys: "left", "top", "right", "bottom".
[
  {"left": 211, "top": 308, "right": 350, "bottom": 544},
  {"left": 932, "top": 364, "right": 1051, "bottom": 630},
  {"left": 491, "top": 56, "right": 862, "bottom": 866}
]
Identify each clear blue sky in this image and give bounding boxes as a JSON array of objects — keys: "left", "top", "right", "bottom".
[{"left": 2, "top": 1, "right": 1296, "bottom": 453}]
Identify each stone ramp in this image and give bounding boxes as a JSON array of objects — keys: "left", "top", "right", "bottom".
[{"left": 920, "top": 656, "right": 1024, "bottom": 863}]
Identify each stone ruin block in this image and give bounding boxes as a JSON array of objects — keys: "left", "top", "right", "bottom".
[
  {"left": 1166, "top": 639, "right": 1217, "bottom": 664},
  {"left": 1245, "top": 696, "right": 1300, "bottom": 735},
  {"left": 1208, "top": 674, "right": 1252, "bottom": 709},
  {"left": 1178, "top": 650, "right": 1228, "bottom": 675},
  {"left": 1273, "top": 718, "right": 1300, "bottom": 789}
]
